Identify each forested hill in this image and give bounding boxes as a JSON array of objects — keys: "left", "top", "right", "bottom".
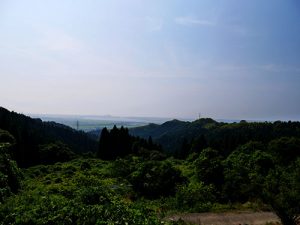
[
  {"left": 130, "top": 118, "right": 300, "bottom": 156},
  {"left": 129, "top": 118, "right": 220, "bottom": 153},
  {"left": 0, "top": 107, "right": 97, "bottom": 167}
]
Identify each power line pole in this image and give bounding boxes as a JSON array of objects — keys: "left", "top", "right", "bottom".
[{"left": 76, "top": 120, "right": 79, "bottom": 130}]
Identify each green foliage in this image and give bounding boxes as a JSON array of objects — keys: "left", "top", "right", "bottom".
[
  {"left": 2, "top": 108, "right": 300, "bottom": 225},
  {"left": 268, "top": 137, "right": 300, "bottom": 165},
  {"left": 130, "top": 119, "right": 212, "bottom": 153},
  {"left": 39, "top": 141, "right": 76, "bottom": 165},
  {"left": 262, "top": 160, "right": 300, "bottom": 225},
  {"left": 148, "top": 136, "right": 297, "bottom": 225},
  {"left": 190, "top": 134, "right": 208, "bottom": 153},
  {"left": 194, "top": 148, "right": 223, "bottom": 189},
  {"left": 0, "top": 129, "right": 16, "bottom": 144},
  {"left": 0, "top": 107, "right": 97, "bottom": 167},
  {"left": 175, "top": 138, "right": 191, "bottom": 159},
  {"left": 98, "top": 126, "right": 162, "bottom": 160},
  {"left": 175, "top": 182, "right": 216, "bottom": 212},
  {"left": 0, "top": 159, "right": 167, "bottom": 225},
  {"left": 0, "top": 130, "right": 22, "bottom": 202},
  {"left": 131, "top": 118, "right": 300, "bottom": 157},
  {"left": 110, "top": 157, "right": 139, "bottom": 178},
  {"left": 129, "top": 160, "right": 185, "bottom": 199},
  {"left": 223, "top": 142, "right": 273, "bottom": 201}
]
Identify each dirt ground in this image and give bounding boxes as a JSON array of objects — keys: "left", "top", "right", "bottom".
[{"left": 166, "top": 211, "right": 281, "bottom": 225}]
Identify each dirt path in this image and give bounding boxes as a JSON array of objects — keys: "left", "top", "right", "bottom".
[{"left": 166, "top": 211, "right": 280, "bottom": 225}]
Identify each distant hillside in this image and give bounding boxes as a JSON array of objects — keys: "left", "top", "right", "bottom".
[
  {"left": 0, "top": 107, "right": 97, "bottom": 167},
  {"left": 130, "top": 118, "right": 300, "bottom": 155},
  {"left": 130, "top": 118, "right": 219, "bottom": 153}
]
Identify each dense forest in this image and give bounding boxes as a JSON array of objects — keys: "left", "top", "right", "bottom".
[
  {"left": 0, "top": 107, "right": 300, "bottom": 225},
  {"left": 0, "top": 107, "right": 97, "bottom": 167},
  {"left": 130, "top": 118, "right": 300, "bottom": 156}
]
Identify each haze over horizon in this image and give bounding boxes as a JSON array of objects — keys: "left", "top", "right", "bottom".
[{"left": 1, "top": 0, "right": 300, "bottom": 121}]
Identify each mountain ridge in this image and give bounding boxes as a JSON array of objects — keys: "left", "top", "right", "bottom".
[{"left": 0, "top": 107, "right": 97, "bottom": 167}]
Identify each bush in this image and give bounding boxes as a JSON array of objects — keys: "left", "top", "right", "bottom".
[
  {"left": 0, "top": 158, "right": 166, "bottom": 225},
  {"left": 0, "top": 135, "right": 22, "bottom": 202},
  {"left": 38, "top": 142, "right": 76, "bottom": 165},
  {"left": 175, "top": 182, "right": 216, "bottom": 212},
  {"left": 194, "top": 148, "right": 223, "bottom": 189},
  {"left": 129, "top": 160, "right": 185, "bottom": 199}
]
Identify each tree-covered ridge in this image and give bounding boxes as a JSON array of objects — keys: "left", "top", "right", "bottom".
[
  {"left": 0, "top": 107, "right": 97, "bottom": 167},
  {"left": 130, "top": 118, "right": 300, "bottom": 156}
]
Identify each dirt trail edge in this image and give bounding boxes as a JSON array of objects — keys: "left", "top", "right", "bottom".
[{"left": 166, "top": 211, "right": 280, "bottom": 225}]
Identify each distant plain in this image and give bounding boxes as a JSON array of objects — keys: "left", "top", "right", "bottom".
[{"left": 30, "top": 114, "right": 175, "bottom": 131}]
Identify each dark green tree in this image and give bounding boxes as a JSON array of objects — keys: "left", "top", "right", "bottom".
[
  {"left": 194, "top": 148, "right": 223, "bottom": 190},
  {"left": 97, "top": 127, "right": 111, "bottom": 159},
  {"left": 97, "top": 126, "right": 162, "bottom": 160},
  {"left": 191, "top": 134, "right": 208, "bottom": 153},
  {"left": 175, "top": 138, "right": 191, "bottom": 159},
  {"left": 223, "top": 141, "right": 273, "bottom": 202},
  {"left": 268, "top": 137, "right": 300, "bottom": 165},
  {"left": 0, "top": 130, "right": 22, "bottom": 202},
  {"left": 262, "top": 160, "right": 300, "bottom": 225},
  {"left": 38, "top": 141, "right": 76, "bottom": 165},
  {"left": 129, "top": 160, "right": 185, "bottom": 198}
]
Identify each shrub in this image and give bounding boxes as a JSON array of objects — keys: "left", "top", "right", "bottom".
[
  {"left": 175, "top": 182, "right": 216, "bottom": 212},
  {"left": 129, "top": 160, "right": 185, "bottom": 198},
  {"left": 0, "top": 141, "right": 22, "bottom": 202}
]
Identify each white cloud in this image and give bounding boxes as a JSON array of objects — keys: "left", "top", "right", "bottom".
[
  {"left": 214, "top": 63, "right": 300, "bottom": 75},
  {"left": 39, "top": 29, "right": 84, "bottom": 53},
  {"left": 174, "top": 16, "right": 215, "bottom": 26},
  {"left": 260, "top": 64, "right": 300, "bottom": 73},
  {"left": 145, "top": 17, "right": 163, "bottom": 32}
]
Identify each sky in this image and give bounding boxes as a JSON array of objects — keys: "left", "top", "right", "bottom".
[{"left": 0, "top": 0, "right": 300, "bottom": 120}]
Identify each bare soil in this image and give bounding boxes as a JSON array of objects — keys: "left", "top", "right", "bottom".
[{"left": 166, "top": 211, "right": 281, "bottom": 225}]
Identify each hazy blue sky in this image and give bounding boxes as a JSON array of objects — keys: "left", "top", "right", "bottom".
[{"left": 1, "top": 0, "right": 300, "bottom": 120}]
